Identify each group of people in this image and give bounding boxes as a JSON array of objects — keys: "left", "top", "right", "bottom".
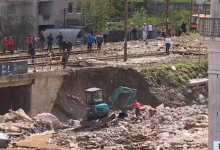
[
  {"left": 2, "top": 37, "right": 14, "bottom": 54},
  {"left": 27, "top": 32, "right": 72, "bottom": 69},
  {"left": 84, "top": 28, "right": 109, "bottom": 51}
]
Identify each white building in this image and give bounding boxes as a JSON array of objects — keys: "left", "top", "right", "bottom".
[{"left": 198, "top": 0, "right": 220, "bottom": 150}]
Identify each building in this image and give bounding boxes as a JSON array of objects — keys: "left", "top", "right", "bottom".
[
  {"left": 3, "top": 0, "right": 83, "bottom": 31},
  {"left": 198, "top": 1, "right": 220, "bottom": 150}
]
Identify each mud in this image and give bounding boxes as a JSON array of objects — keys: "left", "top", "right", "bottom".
[{"left": 52, "top": 67, "right": 161, "bottom": 120}]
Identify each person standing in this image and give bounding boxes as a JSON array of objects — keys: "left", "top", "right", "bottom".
[
  {"left": 142, "top": 23, "right": 147, "bottom": 40},
  {"left": 165, "top": 35, "right": 172, "bottom": 55},
  {"left": 39, "top": 31, "right": 45, "bottom": 50},
  {"left": 47, "top": 33, "right": 53, "bottom": 52},
  {"left": 132, "top": 26, "right": 138, "bottom": 40},
  {"left": 62, "top": 49, "right": 68, "bottom": 69},
  {"left": 2, "top": 37, "right": 8, "bottom": 54},
  {"left": 96, "top": 33, "right": 103, "bottom": 49},
  {"left": 102, "top": 27, "right": 108, "bottom": 44},
  {"left": 61, "top": 39, "right": 66, "bottom": 51},
  {"left": 9, "top": 36, "right": 14, "bottom": 55},
  {"left": 27, "top": 34, "right": 33, "bottom": 54},
  {"left": 148, "top": 23, "right": 153, "bottom": 39},
  {"left": 65, "top": 39, "right": 72, "bottom": 55},
  {"left": 161, "top": 29, "right": 166, "bottom": 38},
  {"left": 181, "top": 22, "right": 187, "bottom": 33},
  {"left": 86, "top": 33, "right": 94, "bottom": 51},
  {"left": 129, "top": 100, "right": 141, "bottom": 117},
  {"left": 90, "top": 28, "right": 96, "bottom": 44},
  {"left": 56, "top": 32, "right": 63, "bottom": 51},
  {"left": 170, "top": 28, "right": 176, "bottom": 37},
  {"left": 30, "top": 36, "right": 37, "bottom": 63}
]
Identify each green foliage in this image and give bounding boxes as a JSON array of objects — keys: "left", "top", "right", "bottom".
[
  {"left": 78, "top": 0, "right": 120, "bottom": 30},
  {"left": 127, "top": 7, "right": 189, "bottom": 28},
  {"left": 140, "top": 60, "right": 208, "bottom": 87},
  {"left": 69, "top": 68, "right": 76, "bottom": 76}
]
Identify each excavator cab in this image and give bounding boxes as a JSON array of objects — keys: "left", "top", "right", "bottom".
[{"left": 85, "top": 88, "right": 110, "bottom": 120}]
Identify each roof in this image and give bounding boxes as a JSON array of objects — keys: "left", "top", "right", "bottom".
[{"left": 86, "top": 87, "right": 103, "bottom": 92}]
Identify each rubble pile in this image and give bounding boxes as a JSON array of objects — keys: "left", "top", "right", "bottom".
[
  {"left": 50, "top": 104, "right": 208, "bottom": 150},
  {"left": 0, "top": 109, "right": 58, "bottom": 142}
]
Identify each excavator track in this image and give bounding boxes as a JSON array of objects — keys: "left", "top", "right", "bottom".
[{"left": 80, "top": 113, "right": 116, "bottom": 128}]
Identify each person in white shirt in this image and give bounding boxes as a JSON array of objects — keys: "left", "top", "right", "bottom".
[
  {"left": 165, "top": 35, "right": 172, "bottom": 55},
  {"left": 142, "top": 23, "right": 147, "bottom": 40},
  {"left": 148, "top": 23, "right": 153, "bottom": 39}
]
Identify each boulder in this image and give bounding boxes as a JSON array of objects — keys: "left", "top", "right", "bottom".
[{"left": 35, "top": 113, "right": 63, "bottom": 129}]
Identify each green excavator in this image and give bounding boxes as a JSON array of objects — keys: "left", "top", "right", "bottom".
[{"left": 81, "top": 86, "right": 137, "bottom": 127}]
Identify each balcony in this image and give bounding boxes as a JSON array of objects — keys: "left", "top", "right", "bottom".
[{"left": 199, "top": 17, "right": 220, "bottom": 42}]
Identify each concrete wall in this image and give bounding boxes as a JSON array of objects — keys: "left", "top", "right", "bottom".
[{"left": 0, "top": 70, "right": 69, "bottom": 117}]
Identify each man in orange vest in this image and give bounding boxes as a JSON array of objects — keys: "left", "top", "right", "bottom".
[
  {"left": 9, "top": 36, "right": 14, "bottom": 54},
  {"left": 2, "top": 37, "right": 8, "bottom": 54}
]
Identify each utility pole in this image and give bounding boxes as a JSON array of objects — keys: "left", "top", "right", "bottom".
[
  {"left": 124, "top": 0, "right": 128, "bottom": 62},
  {"left": 189, "top": 0, "right": 192, "bottom": 31},
  {"left": 165, "top": 0, "right": 170, "bottom": 36}
]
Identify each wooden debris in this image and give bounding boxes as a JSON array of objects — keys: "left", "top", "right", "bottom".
[{"left": 9, "top": 110, "right": 32, "bottom": 122}]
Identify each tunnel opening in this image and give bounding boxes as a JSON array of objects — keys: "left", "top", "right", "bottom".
[
  {"left": 0, "top": 84, "right": 31, "bottom": 115},
  {"left": 52, "top": 67, "right": 161, "bottom": 122}
]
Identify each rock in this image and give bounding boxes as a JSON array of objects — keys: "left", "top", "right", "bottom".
[
  {"left": 35, "top": 113, "right": 63, "bottom": 129},
  {"left": 157, "top": 132, "right": 169, "bottom": 139},
  {"left": 148, "top": 108, "right": 157, "bottom": 117},
  {"left": 0, "top": 116, "right": 5, "bottom": 123},
  {"left": 156, "top": 104, "right": 164, "bottom": 110},
  {"left": 198, "top": 94, "right": 205, "bottom": 103}
]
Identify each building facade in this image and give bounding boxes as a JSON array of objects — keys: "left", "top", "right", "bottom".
[
  {"left": 198, "top": 1, "right": 220, "bottom": 150},
  {"left": 3, "top": 0, "right": 82, "bottom": 31}
]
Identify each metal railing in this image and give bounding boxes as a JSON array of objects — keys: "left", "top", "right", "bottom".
[{"left": 199, "top": 17, "right": 220, "bottom": 38}]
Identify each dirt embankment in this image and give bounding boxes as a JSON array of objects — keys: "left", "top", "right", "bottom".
[{"left": 51, "top": 67, "right": 161, "bottom": 121}]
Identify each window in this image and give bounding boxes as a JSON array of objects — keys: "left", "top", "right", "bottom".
[
  {"left": 93, "top": 91, "right": 103, "bottom": 102},
  {"left": 68, "top": 3, "right": 74, "bottom": 13},
  {"left": 191, "top": 17, "right": 198, "bottom": 24},
  {"left": 7, "top": 4, "right": 16, "bottom": 14},
  {"left": 77, "top": 4, "right": 82, "bottom": 14},
  {"left": 86, "top": 90, "right": 103, "bottom": 104}
]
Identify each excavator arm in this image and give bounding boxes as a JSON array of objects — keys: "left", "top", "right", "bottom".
[{"left": 108, "top": 86, "right": 137, "bottom": 110}]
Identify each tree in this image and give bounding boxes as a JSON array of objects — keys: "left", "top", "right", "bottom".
[
  {"left": 78, "top": 0, "right": 120, "bottom": 30},
  {"left": 0, "top": 10, "right": 35, "bottom": 50}
]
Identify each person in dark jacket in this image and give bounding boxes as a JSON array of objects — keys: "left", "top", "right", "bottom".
[
  {"left": 47, "top": 33, "right": 53, "bottom": 52},
  {"left": 39, "top": 31, "right": 45, "bottom": 50},
  {"left": 181, "top": 22, "right": 187, "bottom": 33},
  {"left": 62, "top": 49, "right": 68, "bottom": 69},
  {"left": 56, "top": 32, "right": 63, "bottom": 51},
  {"left": 90, "top": 28, "right": 96, "bottom": 44},
  {"left": 61, "top": 39, "right": 66, "bottom": 51},
  {"left": 65, "top": 39, "right": 72, "bottom": 55},
  {"left": 86, "top": 33, "right": 94, "bottom": 51}
]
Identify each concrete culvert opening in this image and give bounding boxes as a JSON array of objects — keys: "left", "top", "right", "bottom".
[
  {"left": 0, "top": 84, "right": 31, "bottom": 115},
  {"left": 52, "top": 67, "right": 161, "bottom": 122}
]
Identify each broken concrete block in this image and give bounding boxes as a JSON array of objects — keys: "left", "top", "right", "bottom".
[{"left": 35, "top": 113, "right": 63, "bottom": 129}]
